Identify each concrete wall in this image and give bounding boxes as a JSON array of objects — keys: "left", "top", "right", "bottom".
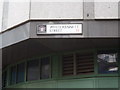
[
  {"left": 0, "top": 0, "right": 120, "bottom": 32},
  {"left": 95, "top": 1, "right": 119, "bottom": 19},
  {"left": 2, "top": 0, "right": 30, "bottom": 31},
  {"left": 30, "top": 1, "right": 83, "bottom": 19},
  {"left": 0, "top": 0, "right": 4, "bottom": 32}
]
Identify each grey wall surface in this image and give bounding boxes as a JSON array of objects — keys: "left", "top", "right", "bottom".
[
  {"left": 0, "top": 22, "right": 30, "bottom": 49},
  {"left": 0, "top": 20, "right": 119, "bottom": 48},
  {"left": 0, "top": 0, "right": 120, "bottom": 32},
  {"left": 30, "top": 20, "right": 119, "bottom": 38}
]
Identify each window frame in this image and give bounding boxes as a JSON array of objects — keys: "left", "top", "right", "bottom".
[{"left": 60, "top": 49, "right": 119, "bottom": 79}]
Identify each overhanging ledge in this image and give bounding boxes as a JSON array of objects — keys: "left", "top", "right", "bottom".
[{"left": 0, "top": 20, "right": 119, "bottom": 49}]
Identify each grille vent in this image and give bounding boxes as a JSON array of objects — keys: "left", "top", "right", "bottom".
[
  {"left": 76, "top": 53, "right": 94, "bottom": 74},
  {"left": 62, "top": 54, "right": 74, "bottom": 76},
  {"left": 62, "top": 52, "right": 94, "bottom": 76}
]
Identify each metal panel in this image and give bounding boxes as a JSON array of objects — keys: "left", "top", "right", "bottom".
[
  {"left": 57, "top": 78, "right": 95, "bottom": 88},
  {"left": 30, "top": 20, "right": 119, "bottom": 38},
  {"left": 96, "top": 77, "right": 118, "bottom": 88},
  {"left": 1, "top": 22, "right": 30, "bottom": 49},
  {"left": 87, "top": 21, "right": 119, "bottom": 37}
]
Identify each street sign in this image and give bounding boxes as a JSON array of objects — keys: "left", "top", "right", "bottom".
[{"left": 37, "top": 24, "right": 82, "bottom": 34}]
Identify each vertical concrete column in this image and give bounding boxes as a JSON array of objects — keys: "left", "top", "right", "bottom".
[
  {"left": 0, "top": 49, "right": 2, "bottom": 90},
  {"left": 83, "top": 0, "right": 94, "bottom": 19},
  {"left": 118, "top": 2, "right": 120, "bottom": 90},
  {"left": 0, "top": 35, "right": 2, "bottom": 89},
  {"left": 118, "top": 1, "right": 120, "bottom": 37},
  {"left": 2, "top": 0, "right": 9, "bottom": 31}
]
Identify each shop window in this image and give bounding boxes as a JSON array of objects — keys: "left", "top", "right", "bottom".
[
  {"left": 41, "top": 57, "right": 51, "bottom": 79},
  {"left": 2, "top": 71, "right": 7, "bottom": 87},
  {"left": 27, "top": 59, "right": 39, "bottom": 81},
  {"left": 76, "top": 53, "right": 94, "bottom": 75},
  {"left": 17, "top": 63, "right": 25, "bottom": 83},
  {"left": 98, "top": 52, "right": 118, "bottom": 74},
  {"left": 62, "top": 54, "right": 74, "bottom": 76},
  {"left": 10, "top": 66, "right": 17, "bottom": 85}
]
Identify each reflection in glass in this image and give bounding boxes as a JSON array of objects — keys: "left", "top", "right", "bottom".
[
  {"left": 17, "top": 63, "right": 25, "bottom": 83},
  {"left": 98, "top": 53, "right": 118, "bottom": 74},
  {"left": 10, "top": 66, "right": 17, "bottom": 85},
  {"left": 41, "top": 57, "right": 50, "bottom": 79},
  {"left": 27, "top": 60, "right": 39, "bottom": 81}
]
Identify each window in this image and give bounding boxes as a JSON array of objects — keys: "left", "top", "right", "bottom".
[
  {"left": 26, "top": 57, "right": 51, "bottom": 81},
  {"left": 2, "top": 71, "right": 7, "bottom": 87},
  {"left": 17, "top": 63, "right": 25, "bottom": 83},
  {"left": 41, "top": 57, "right": 51, "bottom": 79},
  {"left": 10, "top": 66, "right": 17, "bottom": 85},
  {"left": 27, "top": 59, "right": 39, "bottom": 81},
  {"left": 62, "top": 52, "right": 94, "bottom": 76},
  {"left": 98, "top": 52, "right": 118, "bottom": 74}
]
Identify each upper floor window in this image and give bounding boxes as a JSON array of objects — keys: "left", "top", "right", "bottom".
[
  {"left": 41, "top": 57, "right": 51, "bottom": 79},
  {"left": 10, "top": 66, "right": 17, "bottom": 85},
  {"left": 17, "top": 63, "right": 25, "bottom": 83},
  {"left": 97, "top": 51, "right": 118, "bottom": 74},
  {"left": 27, "top": 59, "right": 39, "bottom": 81},
  {"left": 26, "top": 57, "right": 51, "bottom": 81}
]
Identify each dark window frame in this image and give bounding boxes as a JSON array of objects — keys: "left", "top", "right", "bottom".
[{"left": 2, "top": 71, "right": 7, "bottom": 88}]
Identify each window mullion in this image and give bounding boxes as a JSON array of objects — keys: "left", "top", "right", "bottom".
[
  {"left": 73, "top": 53, "right": 77, "bottom": 75},
  {"left": 39, "top": 58, "right": 41, "bottom": 80}
]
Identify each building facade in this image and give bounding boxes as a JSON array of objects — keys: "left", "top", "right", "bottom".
[{"left": 0, "top": 0, "right": 120, "bottom": 89}]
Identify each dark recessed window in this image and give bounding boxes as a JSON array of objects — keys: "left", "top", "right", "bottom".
[
  {"left": 2, "top": 71, "right": 7, "bottom": 87},
  {"left": 27, "top": 59, "right": 39, "bottom": 81},
  {"left": 17, "top": 63, "right": 25, "bottom": 83},
  {"left": 62, "top": 53, "right": 94, "bottom": 76},
  {"left": 98, "top": 52, "right": 118, "bottom": 74},
  {"left": 10, "top": 66, "right": 17, "bottom": 85},
  {"left": 76, "top": 53, "right": 94, "bottom": 75},
  {"left": 41, "top": 57, "right": 51, "bottom": 79}
]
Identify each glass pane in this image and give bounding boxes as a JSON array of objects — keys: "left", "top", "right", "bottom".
[
  {"left": 27, "top": 59, "right": 39, "bottom": 81},
  {"left": 2, "top": 71, "right": 7, "bottom": 87},
  {"left": 98, "top": 53, "right": 118, "bottom": 74},
  {"left": 41, "top": 57, "right": 50, "bottom": 79},
  {"left": 17, "top": 63, "right": 25, "bottom": 83},
  {"left": 10, "top": 66, "right": 17, "bottom": 85}
]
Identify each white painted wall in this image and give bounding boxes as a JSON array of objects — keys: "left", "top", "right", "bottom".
[
  {"left": 2, "top": 0, "right": 30, "bottom": 31},
  {"left": 0, "top": 0, "right": 3, "bottom": 32},
  {"left": 0, "top": 0, "right": 120, "bottom": 32},
  {"left": 30, "top": 1, "right": 83, "bottom": 19},
  {"left": 95, "top": 1, "right": 119, "bottom": 19}
]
